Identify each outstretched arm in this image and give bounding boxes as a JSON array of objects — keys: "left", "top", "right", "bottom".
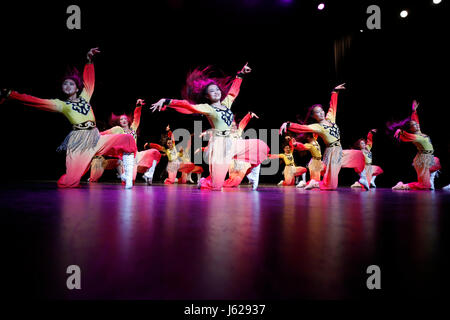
[
  {"left": 7, "top": 90, "right": 64, "bottom": 113},
  {"left": 394, "top": 129, "right": 417, "bottom": 143},
  {"left": 80, "top": 47, "right": 100, "bottom": 102},
  {"left": 130, "top": 99, "right": 144, "bottom": 131},
  {"left": 151, "top": 98, "right": 212, "bottom": 116},
  {"left": 411, "top": 100, "right": 420, "bottom": 125},
  {"left": 221, "top": 63, "right": 252, "bottom": 108},
  {"left": 238, "top": 112, "right": 258, "bottom": 131},
  {"left": 145, "top": 143, "right": 166, "bottom": 153},
  {"left": 326, "top": 83, "right": 345, "bottom": 122},
  {"left": 279, "top": 122, "right": 323, "bottom": 135},
  {"left": 366, "top": 129, "right": 376, "bottom": 149}
]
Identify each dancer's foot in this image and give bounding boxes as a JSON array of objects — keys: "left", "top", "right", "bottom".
[
  {"left": 392, "top": 181, "right": 409, "bottom": 190},
  {"left": 277, "top": 180, "right": 284, "bottom": 186},
  {"left": 305, "top": 179, "right": 319, "bottom": 190},
  {"left": 359, "top": 175, "right": 370, "bottom": 190},
  {"left": 351, "top": 181, "right": 361, "bottom": 188},
  {"left": 296, "top": 180, "right": 307, "bottom": 188},
  {"left": 197, "top": 177, "right": 205, "bottom": 189}
]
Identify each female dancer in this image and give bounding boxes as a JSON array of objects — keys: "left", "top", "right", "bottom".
[
  {"left": 151, "top": 63, "right": 269, "bottom": 191},
  {"left": 269, "top": 138, "right": 307, "bottom": 186},
  {"left": 0, "top": 48, "right": 137, "bottom": 188},
  {"left": 223, "top": 111, "right": 260, "bottom": 189},
  {"left": 89, "top": 99, "right": 161, "bottom": 185},
  {"left": 350, "top": 129, "right": 383, "bottom": 189},
  {"left": 289, "top": 133, "right": 323, "bottom": 189},
  {"left": 146, "top": 130, "right": 194, "bottom": 184},
  {"left": 391, "top": 100, "right": 441, "bottom": 190},
  {"left": 279, "top": 84, "right": 367, "bottom": 190}
]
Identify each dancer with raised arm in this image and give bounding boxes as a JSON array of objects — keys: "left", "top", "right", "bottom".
[
  {"left": 268, "top": 137, "right": 307, "bottom": 186},
  {"left": 390, "top": 100, "right": 441, "bottom": 190},
  {"left": 0, "top": 48, "right": 137, "bottom": 188},
  {"left": 279, "top": 84, "right": 367, "bottom": 190},
  {"left": 89, "top": 99, "right": 161, "bottom": 185},
  {"left": 289, "top": 134, "right": 323, "bottom": 189},
  {"left": 351, "top": 129, "right": 383, "bottom": 189},
  {"left": 151, "top": 63, "right": 269, "bottom": 191}
]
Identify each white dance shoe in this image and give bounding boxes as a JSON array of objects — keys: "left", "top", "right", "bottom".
[
  {"left": 296, "top": 180, "right": 307, "bottom": 188},
  {"left": 304, "top": 179, "right": 320, "bottom": 190}
]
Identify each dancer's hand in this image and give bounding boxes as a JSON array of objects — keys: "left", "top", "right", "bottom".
[
  {"left": 166, "top": 125, "right": 171, "bottom": 131},
  {"left": 412, "top": 100, "right": 419, "bottom": 111},
  {"left": 250, "top": 112, "right": 259, "bottom": 118},
  {"left": 136, "top": 99, "right": 145, "bottom": 107},
  {"left": 240, "top": 62, "right": 252, "bottom": 74},
  {"left": 144, "top": 143, "right": 149, "bottom": 149},
  {"left": 394, "top": 129, "right": 401, "bottom": 139},
  {"left": 179, "top": 147, "right": 184, "bottom": 154},
  {"left": 371, "top": 129, "right": 377, "bottom": 133},
  {"left": 334, "top": 83, "right": 346, "bottom": 91},
  {"left": 151, "top": 99, "right": 165, "bottom": 112},
  {"left": 279, "top": 122, "right": 288, "bottom": 135},
  {"left": 194, "top": 148, "right": 201, "bottom": 155},
  {"left": 87, "top": 47, "right": 100, "bottom": 62}
]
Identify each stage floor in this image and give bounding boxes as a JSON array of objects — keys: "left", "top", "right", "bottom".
[{"left": 1, "top": 181, "right": 449, "bottom": 299}]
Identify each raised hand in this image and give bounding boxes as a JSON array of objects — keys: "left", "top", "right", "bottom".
[
  {"left": 240, "top": 62, "right": 252, "bottom": 74},
  {"left": 87, "top": 47, "right": 100, "bottom": 62},
  {"left": 279, "top": 122, "right": 289, "bottom": 135},
  {"left": 334, "top": 83, "right": 346, "bottom": 90},
  {"left": 412, "top": 100, "right": 419, "bottom": 111},
  {"left": 250, "top": 112, "right": 259, "bottom": 118},
  {"left": 136, "top": 99, "right": 145, "bottom": 107},
  {"left": 151, "top": 99, "right": 165, "bottom": 112},
  {"left": 394, "top": 129, "right": 401, "bottom": 139}
]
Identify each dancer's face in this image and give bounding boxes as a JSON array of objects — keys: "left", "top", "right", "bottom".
[
  {"left": 119, "top": 115, "right": 129, "bottom": 127},
  {"left": 167, "top": 140, "right": 173, "bottom": 149},
  {"left": 409, "top": 121, "right": 420, "bottom": 133},
  {"left": 62, "top": 79, "right": 79, "bottom": 96},
  {"left": 205, "top": 84, "right": 221, "bottom": 103},
  {"left": 284, "top": 145, "right": 291, "bottom": 154},
  {"left": 359, "top": 140, "right": 366, "bottom": 149},
  {"left": 312, "top": 106, "right": 325, "bottom": 122}
]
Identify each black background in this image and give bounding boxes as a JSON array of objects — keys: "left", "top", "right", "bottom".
[{"left": 1, "top": 0, "right": 448, "bottom": 186}]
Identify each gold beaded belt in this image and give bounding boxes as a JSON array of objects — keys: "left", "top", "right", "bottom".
[
  {"left": 419, "top": 150, "right": 433, "bottom": 154},
  {"left": 73, "top": 121, "right": 96, "bottom": 130},
  {"left": 327, "top": 140, "right": 341, "bottom": 148}
]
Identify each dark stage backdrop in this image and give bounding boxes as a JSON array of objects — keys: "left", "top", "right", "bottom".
[{"left": 1, "top": 0, "right": 448, "bottom": 187}]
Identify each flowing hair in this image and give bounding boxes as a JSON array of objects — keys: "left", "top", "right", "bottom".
[
  {"left": 386, "top": 117, "right": 413, "bottom": 135},
  {"left": 181, "top": 66, "right": 233, "bottom": 104}
]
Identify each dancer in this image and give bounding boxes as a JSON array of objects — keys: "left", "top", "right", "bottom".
[
  {"left": 391, "top": 100, "right": 441, "bottom": 190},
  {"left": 289, "top": 134, "right": 323, "bottom": 189},
  {"left": 351, "top": 129, "right": 383, "bottom": 189},
  {"left": 146, "top": 130, "right": 194, "bottom": 185},
  {"left": 0, "top": 48, "right": 137, "bottom": 188},
  {"left": 89, "top": 99, "right": 161, "bottom": 185},
  {"left": 223, "top": 111, "right": 260, "bottom": 189},
  {"left": 279, "top": 83, "right": 367, "bottom": 190},
  {"left": 268, "top": 138, "right": 307, "bottom": 186},
  {"left": 151, "top": 63, "right": 269, "bottom": 191}
]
